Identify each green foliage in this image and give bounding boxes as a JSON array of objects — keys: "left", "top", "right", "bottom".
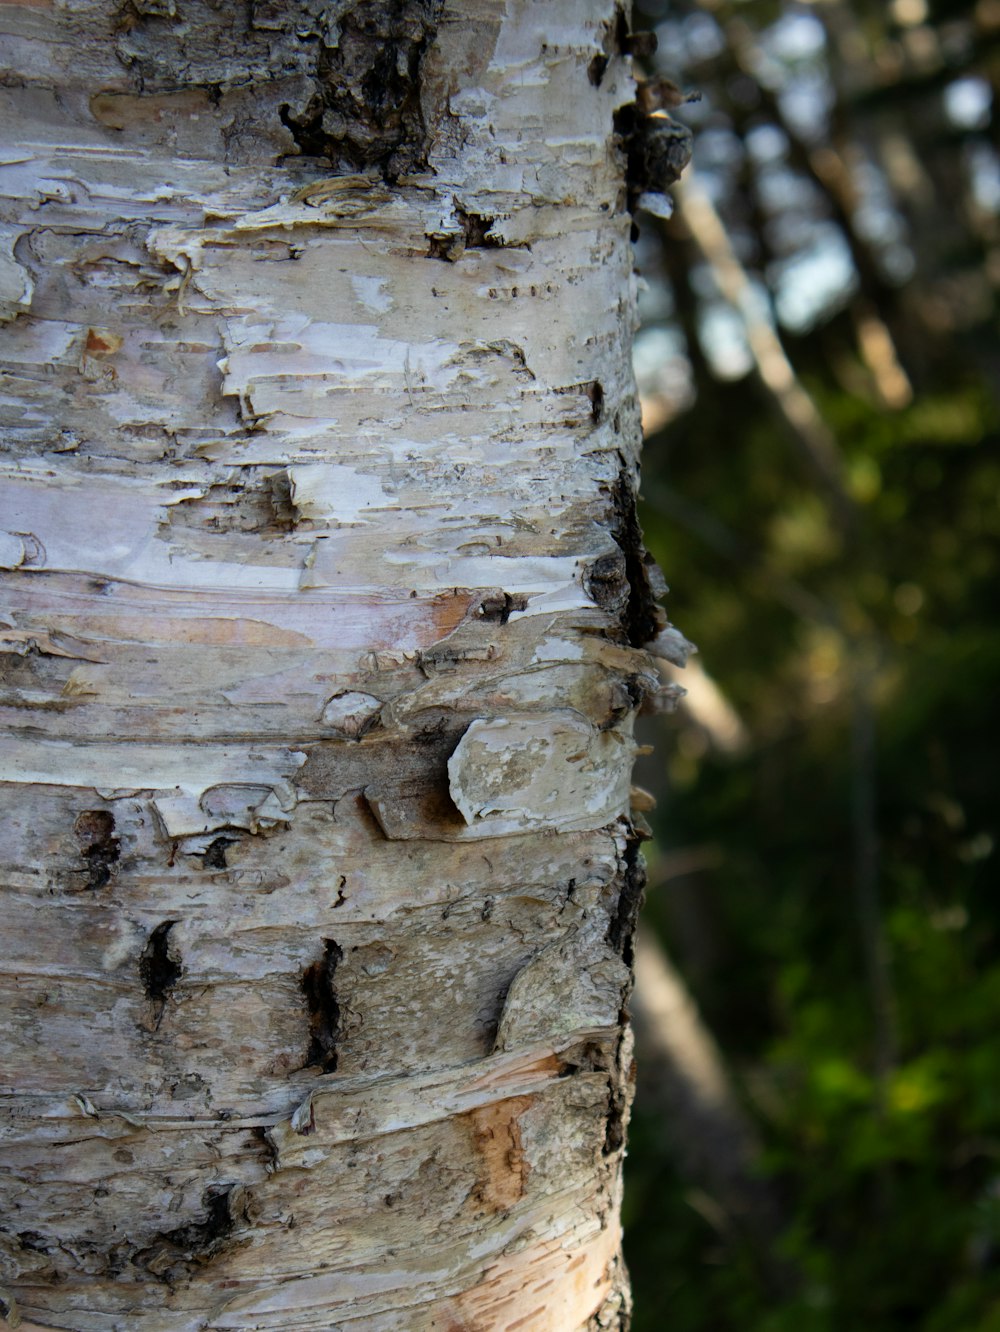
[
  {"left": 628, "top": 376, "right": 1000, "bottom": 1327},
  {"left": 625, "top": 1, "right": 1000, "bottom": 1326}
]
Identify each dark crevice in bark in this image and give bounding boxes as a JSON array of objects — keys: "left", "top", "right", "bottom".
[
  {"left": 164, "top": 470, "right": 298, "bottom": 538},
  {"left": 427, "top": 211, "right": 529, "bottom": 261},
  {"left": 158, "top": 1185, "right": 236, "bottom": 1252},
  {"left": 140, "top": 921, "right": 182, "bottom": 1000},
  {"left": 267, "top": 467, "right": 298, "bottom": 529},
  {"left": 606, "top": 831, "right": 647, "bottom": 968},
  {"left": 16, "top": 1230, "right": 48, "bottom": 1254},
  {"left": 139, "top": 921, "right": 182, "bottom": 1031},
  {"left": 588, "top": 53, "right": 609, "bottom": 86},
  {"left": 280, "top": 0, "right": 445, "bottom": 180},
  {"left": 135, "top": 1183, "right": 253, "bottom": 1282},
  {"left": 556, "top": 1037, "right": 630, "bottom": 1159},
  {"left": 455, "top": 206, "right": 502, "bottom": 248},
  {"left": 111, "top": 1, "right": 444, "bottom": 176},
  {"left": 601, "top": 1070, "right": 633, "bottom": 1156},
  {"left": 598, "top": 673, "right": 647, "bottom": 731},
  {"left": 426, "top": 233, "right": 456, "bottom": 260},
  {"left": 558, "top": 1041, "right": 611, "bottom": 1079},
  {"left": 552, "top": 378, "right": 608, "bottom": 428},
  {"left": 602, "top": 830, "right": 647, "bottom": 1158},
  {"left": 251, "top": 1124, "right": 279, "bottom": 1173},
  {"left": 585, "top": 461, "right": 665, "bottom": 648},
  {"left": 589, "top": 3, "right": 630, "bottom": 88},
  {"left": 481, "top": 978, "right": 509, "bottom": 1053},
  {"left": 474, "top": 591, "right": 528, "bottom": 624},
  {"left": 301, "top": 939, "right": 343, "bottom": 1072},
  {"left": 201, "top": 836, "right": 237, "bottom": 870},
  {"left": 73, "top": 809, "right": 120, "bottom": 890}
]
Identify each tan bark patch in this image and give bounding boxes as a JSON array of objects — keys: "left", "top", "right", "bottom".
[
  {"left": 467, "top": 1094, "right": 532, "bottom": 1213},
  {"left": 443, "top": 1224, "right": 623, "bottom": 1332},
  {"left": 90, "top": 90, "right": 214, "bottom": 131},
  {"left": 83, "top": 328, "right": 123, "bottom": 356}
]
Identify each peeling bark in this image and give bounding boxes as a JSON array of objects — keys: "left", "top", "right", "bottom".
[{"left": 0, "top": 1, "right": 665, "bottom": 1327}]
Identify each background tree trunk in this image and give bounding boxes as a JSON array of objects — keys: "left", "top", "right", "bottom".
[{"left": 0, "top": 2, "right": 662, "bottom": 1328}]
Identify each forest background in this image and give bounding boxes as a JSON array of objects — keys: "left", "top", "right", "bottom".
[{"left": 623, "top": 1, "right": 1000, "bottom": 1329}]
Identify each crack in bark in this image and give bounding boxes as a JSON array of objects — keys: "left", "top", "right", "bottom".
[
  {"left": 473, "top": 591, "right": 528, "bottom": 624},
  {"left": 72, "top": 809, "right": 120, "bottom": 890},
  {"left": 280, "top": 0, "right": 445, "bottom": 179},
  {"left": 201, "top": 836, "right": 238, "bottom": 870},
  {"left": 134, "top": 1183, "right": 253, "bottom": 1283},
  {"left": 585, "top": 461, "right": 666, "bottom": 648},
  {"left": 606, "top": 829, "right": 647, "bottom": 970},
  {"left": 301, "top": 939, "right": 343, "bottom": 1072},
  {"left": 455, "top": 207, "right": 498, "bottom": 247},
  {"left": 603, "top": 829, "right": 646, "bottom": 1156},
  {"left": 138, "top": 920, "right": 181, "bottom": 1031}
]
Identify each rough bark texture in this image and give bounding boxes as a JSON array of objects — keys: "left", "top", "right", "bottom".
[{"left": 0, "top": 2, "right": 662, "bottom": 1328}]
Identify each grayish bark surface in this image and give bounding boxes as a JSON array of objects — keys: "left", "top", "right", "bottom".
[{"left": 0, "top": 2, "right": 665, "bottom": 1327}]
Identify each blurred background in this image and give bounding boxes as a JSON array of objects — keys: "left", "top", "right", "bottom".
[{"left": 622, "top": 1, "right": 1000, "bottom": 1328}]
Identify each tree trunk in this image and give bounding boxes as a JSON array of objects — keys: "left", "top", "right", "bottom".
[{"left": 0, "top": 2, "right": 661, "bottom": 1328}]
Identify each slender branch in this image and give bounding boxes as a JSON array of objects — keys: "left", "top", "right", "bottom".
[{"left": 673, "top": 172, "right": 858, "bottom": 530}]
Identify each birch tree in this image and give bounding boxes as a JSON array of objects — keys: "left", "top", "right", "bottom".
[{"left": 0, "top": 2, "right": 676, "bottom": 1327}]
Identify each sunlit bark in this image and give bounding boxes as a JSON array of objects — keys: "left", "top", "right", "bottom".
[{"left": 0, "top": 2, "right": 663, "bottom": 1328}]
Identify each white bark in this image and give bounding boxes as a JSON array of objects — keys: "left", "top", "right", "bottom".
[{"left": 0, "top": 2, "right": 663, "bottom": 1327}]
